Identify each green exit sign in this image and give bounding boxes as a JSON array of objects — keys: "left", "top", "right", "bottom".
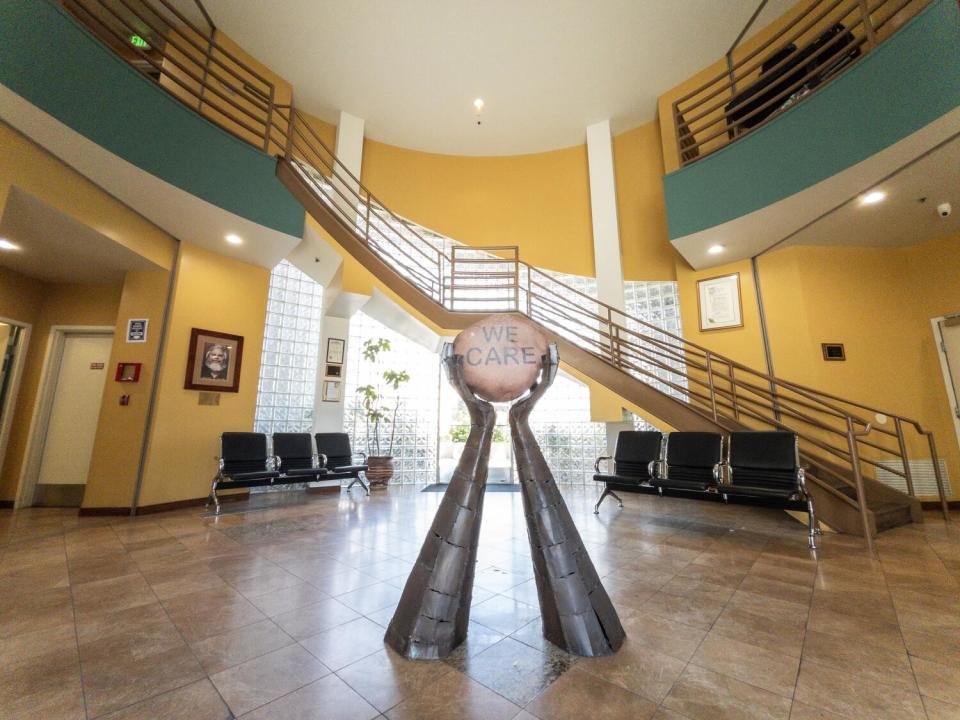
[{"left": 129, "top": 34, "right": 150, "bottom": 49}]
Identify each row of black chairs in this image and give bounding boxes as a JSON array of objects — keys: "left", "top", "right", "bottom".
[
  {"left": 593, "top": 431, "right": 820, "bottom": 549},
  {"left": 206, "top": 432, "right": 369, "bottom": 514}
]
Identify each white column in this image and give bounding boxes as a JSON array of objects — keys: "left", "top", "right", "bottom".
[
  {"left": 333, "top": 111, "right": 365, "bottom": 226},
  {"left": 586, "top": 119, "right": 626, "bottom": 312}
]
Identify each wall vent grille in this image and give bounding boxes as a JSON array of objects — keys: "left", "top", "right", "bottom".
[{"left": 876, "top": 459, "right": 951, "bottom": 497}]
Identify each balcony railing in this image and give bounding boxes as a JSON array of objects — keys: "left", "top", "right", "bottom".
[
  {"left": 59, "top": 0, "right": 949, "bottom": 551},
  {"left": 672, "top": 0, "right": 927, "bottom": 166}
]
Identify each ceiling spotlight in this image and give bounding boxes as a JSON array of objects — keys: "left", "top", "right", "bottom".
[
  {"left": 860, "top": 190, "right": 886, "bottom": 205},
  {"left": 707, "top": 244, "right": 725, "bottom": 255},
  {"left": 473, "top": 98, "right": 485, "bottom": 112},
  {"left": 0, "top": 238, "right": 19, "bottom": 251},
  {"left": 225, "top": 234, "right": 243, "bottom": 245}
]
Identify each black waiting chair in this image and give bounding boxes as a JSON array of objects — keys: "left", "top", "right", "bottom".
[
  {"left": 592, "top": 431, "right": 663, "bottom": 513},
  {"left": 315, "top": 432, "right": 370, "bottom": 495},
  {"left": 206, "top": 432, "right": 279, "bottom": 514},
  {"left": 652, "top": 432, "right": 723, "bottom": 493},
  {"left": 273, "top": 433, "right": 328, "bottom": 482},
  {"left": 726, "top": 431, "right": 820, "bottom": 549}
]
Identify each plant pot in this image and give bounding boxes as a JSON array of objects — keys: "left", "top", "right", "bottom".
[{"left": 366, "top": 456, "right": 394, "bottom": 486}]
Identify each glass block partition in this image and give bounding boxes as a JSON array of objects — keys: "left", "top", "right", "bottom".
[
  {"left": 253, "top": 260, "right": 324, "bottom": 436},
  {"left": 343, "top": 311, "right": 440, "bottom": 485}
]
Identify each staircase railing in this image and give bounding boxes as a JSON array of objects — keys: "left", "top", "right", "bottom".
[
  {"left": 279, "top": 105, "right": 949, "bottom": 547},
  {"left": 670, "top": 0, "right": 928, "bottom": 166},
  {"left": 62, "top": 0, "right": 949, "bottom": 547}
]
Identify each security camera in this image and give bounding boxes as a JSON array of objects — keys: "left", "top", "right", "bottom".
[{"left": 938, "top": 202, "right": 952, "bottom": 218}]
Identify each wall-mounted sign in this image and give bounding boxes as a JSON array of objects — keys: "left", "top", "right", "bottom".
[
  {"left": 90, "top": 362, "right": 105, "bottom": 370},
  {"left": 326, "top": 338, "right": 345, "bottom": 364},
  {"left": 821, "top": 343, "right": 846, "bottom": 361},
  {"left": 127, "top": 319, "right": 148, "bottom": 344},
  {"left": 324, "top": 363, "right": 342, "bottom": 378},
  {"left": 697, "top": 273, "right": 743, "bottom": 332}
]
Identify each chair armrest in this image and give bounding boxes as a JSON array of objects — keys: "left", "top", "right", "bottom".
[
  {"left": 594, "top": 456, "right": 612, "bottom": 473},
  {"left": 353, "top": 451, "right": 367, "bottom": 462},
  {"left": 713, "top": 463, "right": 723, "bottom": 482},
  {"left": 318, "top": 453, "right": 328, "bottom": 468},
  {"left": 648, "top": 460, "right": 660, "bottom": 479}
]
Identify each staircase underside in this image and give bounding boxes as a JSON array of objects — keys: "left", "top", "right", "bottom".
[{"left": 277, "top": 160, "right": 921, "bottom": 539}]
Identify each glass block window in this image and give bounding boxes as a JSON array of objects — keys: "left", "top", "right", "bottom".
[
  {"left": 526, "top": 371, "right": 609, "bottom": 485},
  {"left": 343, "top": 311, "right": 440, "bottom": 485},
  {"left": 253, "top": 260, "right": 324, "bottom": 435}
]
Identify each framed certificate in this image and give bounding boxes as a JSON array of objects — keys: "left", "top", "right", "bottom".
[
  {"left": 697, "top": 273, "right": 743, "bottom": 331},
  {"left": 326, "top": 338, "right": 345, "bottom": 364}
]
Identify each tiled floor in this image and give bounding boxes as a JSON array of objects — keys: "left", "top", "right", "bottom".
[{"left": 1, "top": 485, "right": 958, "bottom": 720}]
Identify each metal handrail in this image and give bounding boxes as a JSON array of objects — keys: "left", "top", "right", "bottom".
[
  {"left": 671, "top": 0, "right": 926, "bottom": 166},
  {"left": 67, "top": 0, "right": 949, "bottom": 532}
]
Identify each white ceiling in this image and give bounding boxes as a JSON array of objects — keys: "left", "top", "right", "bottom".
[
  {"left": 202, "top": 0, "right": 796, "bottom": 155},
  {"left": 0, "top": 187, "right": 162, "bottom": 284},
  {"left": 785, "top": 135, "right": 960, "bottom": 249}
]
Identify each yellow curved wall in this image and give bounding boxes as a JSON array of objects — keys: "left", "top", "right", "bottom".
[{"left": 360, "top": 123, "right": 678, "bottom": 282}]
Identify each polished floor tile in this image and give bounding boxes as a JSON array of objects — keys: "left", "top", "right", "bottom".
[
  {"left": 525, "top": 666, "right": 658, "bottom": 720},
  {"left": 209, "top": 643, "right": 330, "bottom": 716},
  {"left": 1, "top": 486, "right": 958, "bottom": 720}
]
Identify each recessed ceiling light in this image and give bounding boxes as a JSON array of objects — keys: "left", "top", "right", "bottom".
[
  {"left": 0, "top": 238, "right": 19, "bottom": 251},
  {"left": 473, "top": 98, "right": 485, "bottom": 112},
  {"left": 860, "top": 190, "right": 886, "bottom": 205},
  {"left": 225, "top": 234, "right": 243, "bottom": 245},
  {"left": 707, "top": 244, "right": 725, "bottom": 255}
]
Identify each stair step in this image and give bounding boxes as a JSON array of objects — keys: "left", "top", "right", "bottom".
[{"left": 872, "top": 502, "right": 914, "bottom": 532}]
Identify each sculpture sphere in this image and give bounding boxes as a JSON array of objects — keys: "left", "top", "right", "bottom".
[{"left": 452, "top": 314, "right": 548, "bottom": 402}]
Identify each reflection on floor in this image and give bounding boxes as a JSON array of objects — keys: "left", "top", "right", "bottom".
[{"left": 0, "top": 486, "right": 958, "bottom": 720}]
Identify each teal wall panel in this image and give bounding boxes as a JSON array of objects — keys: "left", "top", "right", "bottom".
[
  {"left": 0, "top": 0, "right": 305, "bottom": 238},
  {"left": 664, "top": 0, "right": 960, "bottom": 239}
]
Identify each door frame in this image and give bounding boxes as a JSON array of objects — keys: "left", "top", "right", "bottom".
[
  {"left": 931, "top": 315, "right": 960, "bottom": 451},
  {"left": 15, "top": 325, "right": 114, "bottom": 508},
  {"left": 0, "top": 315, "right": 32, "bottom": 498}
]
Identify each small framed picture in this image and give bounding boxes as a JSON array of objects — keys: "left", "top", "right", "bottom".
[
  {"left": 322, "top": 379, "right": 342, "bottom": 402},
  {"left": 325, "top": 363, "right": 342, "bottom": 378},
  {"left": 326, "top": 338, "right": 345, "bottom": 364},
  {"left": 697, "top": 273, "right": 743, "bottom": 331},
  {"left": 184, "top": 328, "right": 244, "bottom": 393}
]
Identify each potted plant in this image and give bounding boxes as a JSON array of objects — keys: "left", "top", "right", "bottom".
[{"left": 356, "top": 338, "right": 410, "bottom": 485}]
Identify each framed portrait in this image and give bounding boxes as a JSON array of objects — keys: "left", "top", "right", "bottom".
[
  {"left": 324, "top": 363, "right": 342, "bottom": 378},
  {"left": 184, "top": 328, "right": 244, "bottom": 393},
  {"left": 326, "top": 338, "right": 345, "bottom": 364},
  {"left": 322, "top": 379, "right": 342, "bottom": 402},
  {"left": 697, "top": 273, "right": 743, "bottom": 331}
]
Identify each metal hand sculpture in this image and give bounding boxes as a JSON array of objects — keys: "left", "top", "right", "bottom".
[
  {"left": 386, "top": 337, "right": 624, "bottom": 659},
  {"left": 510, "top": 344, "right": 625, "bottom": 656},
  {"left": 384, "top": 344, "right": 496, "bottom": 659}
]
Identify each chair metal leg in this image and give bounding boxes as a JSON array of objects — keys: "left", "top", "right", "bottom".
[
  {"left": 593, "top": 486, "right": 622, "bottom": 514},
  {"left": 656, "top": 486, "right": 663, "bottom": 496},
  {"left": 205, "top": 477, "right": 221, "bottom": 515},
  {"left": 347, "top": 472, "right": 370, "bottom": 496},
  {"left": 807, "top": 497, "right": 819, "bottom": 550}
]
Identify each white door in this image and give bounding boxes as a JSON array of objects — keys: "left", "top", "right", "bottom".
[
  {"left": 934, "top": 317, "right": 960, "bottom": 446},
  {"left": 36, "top": 334, "right": 113, "bottom": 491}
]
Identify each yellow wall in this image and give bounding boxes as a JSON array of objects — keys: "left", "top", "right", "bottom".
[
  {"left": 757, "top": 236, "right": 960, "bottom": 496},
  {"left": 0, "top": 276, "right": 123, "bottom": 501},
  {"left": 614, "top": 122, "right": 677, "bottom": 280},
  {"left": 137, "top": 242, "right": 270, "bottom": 506},
  {"left": 83, "top": 270, "right": 171, "bottom": 508},
  {"left": 361, "top": 138, "right": 594, "bottom": 276}
]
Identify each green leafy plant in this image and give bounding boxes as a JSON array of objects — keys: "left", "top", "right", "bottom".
[{"left": 356, "top": 338, "right": 410, "bottom": 456}]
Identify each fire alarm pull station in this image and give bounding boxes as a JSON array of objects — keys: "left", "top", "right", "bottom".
[{"left": 116, "top": 363, "right": 142, "bottom": 382}]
